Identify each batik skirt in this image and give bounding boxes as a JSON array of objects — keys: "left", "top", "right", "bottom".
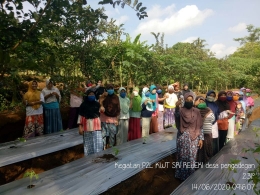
[
  {"left": 23, "top": 114, "right": 44, "bottom": 138},
  {"left": 175, "top": 131, "right": 199, "bottom": 181},
  {"left": 83, "top": 130, "right": 103, "bottom": 155}
]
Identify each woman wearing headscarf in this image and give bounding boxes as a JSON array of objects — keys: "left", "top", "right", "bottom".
[
  {"left": 172, "top": 82, "right": 182, "bottom": 98},
  {"left": 116, "top": 87, "right": 130, "bottom": 145},
  {"left": 156, "top": 85, "right": 167, "bottom": 131},
  {"left": 195, "top": 96, "right": 214, "bottom": 163},
  {"left": 215, "top": 91, "right": 231, "bottom": 150},
  {"left": 174, "top": 92, "right": 203, "bottom": 181},
  {"left": 246, "top": 89, "right": 254, "bottom": 109},
  {"left": 239, "top": 91, "right": 246, "bottom": 112},
  {"left": 181, "top": 83, "right": 193, "bottom": 97},
  {"left": 226, "top": 91, "right": 237, "bottom": 142},
  {"left": 78, "top": 90, "right": 102, "bottom": 155},
  {"left": 23, "top": 81, "right": 44, "bottom": 138},
  {"left": 205, "top": 90, "right": 220, "bottom": 155},
  {"left": 164, "top": 85, "right": 178, "bottom": 129},
  {"left": 240, "top": 87, "right": 247, "bottom": 105},
  {"left": 141, "top": 87, "right": 154, "bottom": 142},
  {"left": 67, "top": 82, "right": 84, "bottom": 130},
  {"left": 149, "top": 84, "right": 159, "bottom": 134},
  {"left": 41, "top": 79, "right": 63, "bottom": 134},
  {"left": 128, "top": 87, "right": 142, "bottom": 141},
  {"left": 99, "top": 84, "right": 120, "bottom": 149}
]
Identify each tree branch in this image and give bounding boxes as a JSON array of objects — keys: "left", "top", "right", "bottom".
[{"left": 11, "top": 0, "right": 52, "bottom": 51}]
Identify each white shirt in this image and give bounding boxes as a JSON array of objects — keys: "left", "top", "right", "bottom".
[
  {"left": 70, "top": 94, "right": 83, "bottom": 107},
  {"left": 26, "top": 93, "right": 45, "bottom": 116}
]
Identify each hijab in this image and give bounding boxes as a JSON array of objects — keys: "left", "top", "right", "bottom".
[
  {"left": 215, "top": 91, "right": 230, "bottom": 113},
  {"left": 156, "top": 85, "right": 164, "bottom": 105},
  {"left": 23, "top": 81, "right": 41, "bottom": 110},
  {"left": 141, "top": 87, "right": 149, "bottom": 104},
  {"left": 182, "top": 83, "right": 191, "bottom": 97},
  {"left": 95, "top": 87, "right": 106, "bottom": 100},
  {"left": 132, "top": 87, "right": 142, "bottom": 112},
  {"left": 118, "top": 87, "right": 129, "bottom": 114},
  {"left": 141, "top": 87, "right": 153, "bottom": 111},
  {"left": 179, "top": 92, "right": 203, "bottom": 140},
  {"left": 79, "top": 90, "right": 100, "bottom": 119},
  {"left": 149, "top": 84, "right": 157, "bottom": 111},
  {"left": 205, "top": 90, "right": 219, "bottom": 123},
  {"left": 102, "top": 85, "right": 120, "bottom": 117},
  {"left": 226, "top": 91, "right": 237, "bottom": 118},
  {"left": 195, "top": 96, "right": 212, "bottom": 121}
]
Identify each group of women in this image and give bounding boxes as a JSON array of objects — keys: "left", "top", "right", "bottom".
[
  {"left": 22, "top": 80, "right": 255, "bottom": 182},
  {"left": 23, "top": 80, "right": 63, "bottom": 138},
  {"left": 174, "top": 87, "right": 254, "bottom": 181}
]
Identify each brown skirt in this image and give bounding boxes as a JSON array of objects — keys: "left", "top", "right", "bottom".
[
  {"left": 149, "top": 116, "right": 158, "bottom": 134},
  {"left": 197, "top": 133, "right": 213, "bottom": 163}
]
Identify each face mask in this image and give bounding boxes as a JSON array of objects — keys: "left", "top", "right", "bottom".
[
  {"left": 184, "top": 101, "right": 193, "bottom": 109},
  {"left": 107, "top": 89, "right": 114, "bottom": 95},
  {"left": 218, "top": 96, "right": 226, "bottom": 101},
  {"left": 239, "top": 97, "right": 243, "bottom": 101},
  {"left": 246, "top": 93, "right": 250, "bottom": 97},
  {"left": 226, "top": 96, "right": 233, "bottom": 101},
  {"left": 233, "top": 96, "right": 239, "bottom": 101},
  {"left": 88, "top": 96, "right": 95, "bottom": 101},
  {"left": 133, "top": 91, "right": 138, "bottom": 96},
  {"left": 120, "top": 92, "right": 126, "bottom": 98},
  {"left": 206, "top": 96, "right": 215, "bottom": 102},
  {"left": 157, "top": 89, "right": 162, "bottom": 94},
  {"left": 197, "top": 102, "right": 207, "bottom": 109},
  {"left": 145, "top": 92, "right": 150, "bottom": 97}
]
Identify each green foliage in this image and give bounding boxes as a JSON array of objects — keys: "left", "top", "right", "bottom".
[
  {"left": 23, "top": 169, "right": 39, "bottom": 187},
  {"left": 98, "top": 0, "right": 148, "bottom": 20},
  {"left": 17, "top": 137, "right": 26, "bottom": 142},
  {"left": 110, "top": 145, "right": 119, "bottom": 156}
]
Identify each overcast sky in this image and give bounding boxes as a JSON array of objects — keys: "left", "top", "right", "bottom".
[{"left": 88, "top": 0, "right": 260, "bottom": 58}]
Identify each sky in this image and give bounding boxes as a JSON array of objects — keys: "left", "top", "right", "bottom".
[{"left": 87, "top": 0, "right": 260, "bottom": 58}]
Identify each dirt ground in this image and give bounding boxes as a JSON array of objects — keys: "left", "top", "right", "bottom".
[
  {"left": 0, "top": 107, "right": 70, "bottom": 143},
  {"left": 101, "top": 154, "right": 182, "bottom": 195},
  {"left": 0, "top": 144, "right": 84, "bottom": 185}
]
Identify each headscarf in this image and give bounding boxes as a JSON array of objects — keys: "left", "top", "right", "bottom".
[
  {"left": 149, "top": 84, "right": 157, "bottom": 111},
  {"left": 141, "top": 87, "right": 149, "bottom": 104},
  {"left": 79, "top": 90, "right": 100, "bottom": 119},
  {"left": 46, "top": 79, "right": 54, "bottom": 87},
  {"left": 102, "top": 85, "right": 120, "bottom": 117},
  {"left": 118, "top": 87, "right": 129, "bottom": 114},
  {"left": 95, "top": 87, "right": 106, "bottom": 100},
  {"left": 226, "top": 91, "right": 237, "bottom": 118},
  {"left": 141, "top": 87, "right": 153, "bottom": 111},
  {"left": 195, "top": 96, "right": 212, "bottom": 121},
  {"left": 23, "top": 81, "right": 41, "bottom": 110},
  {"left": 182, "top": 83, "right": 191, "bottom": 97},
  {"left": 179, "top": 92, "right": 203, "bottom": 141},
  {"left": 215, "top": 91, "right": 230, "bottom": 113},
  {"left": 156, "top": 85, "right": 164, "bottom": 105},
  {"left": 168, "top": 85, "right": 174, "bottom": 91},
  {"left": 132, "top": 87, "right": 142, "bottom": 112},
  {"left": 205, "top": 90, "right": 219, "bottom": 124}
]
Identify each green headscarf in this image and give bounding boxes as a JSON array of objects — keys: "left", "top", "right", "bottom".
[{"left": 132, "top": 87, "right": 142, "bottom": 112}]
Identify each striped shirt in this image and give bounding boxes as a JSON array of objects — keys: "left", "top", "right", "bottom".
[
  {"left": 203, "top": 113, "right": 215, "bottom": 134},
  {"left": 77, "top": 115, "right": 101, "bottom": 131}
]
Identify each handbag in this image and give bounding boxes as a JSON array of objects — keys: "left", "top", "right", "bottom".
[{"left": 217, "top": 118, "right": 229, "bottom": 130}]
